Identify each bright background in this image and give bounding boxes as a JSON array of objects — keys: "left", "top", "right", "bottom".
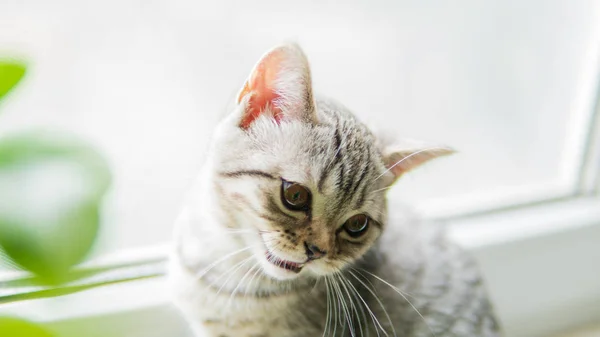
[
  {"left": 1, "top": 1, "right": 600, "bottom": 337},
  {"left": 1, "top": 0, "right": 599, "bottom": 257}
]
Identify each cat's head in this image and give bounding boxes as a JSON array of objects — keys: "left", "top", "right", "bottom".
[{"left": 209, "top": 44, "right": 452, "bottom": 280}]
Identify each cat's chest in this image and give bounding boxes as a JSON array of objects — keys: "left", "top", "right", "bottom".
[
  {"left": 170, "top": 262, "right": 321, "bottom": 336},
  {"left": 184, "top": 289, "right": 321, "bottom": 337},
  {"left": 198, "top": 316, "right": 284, "bottom": 337}
]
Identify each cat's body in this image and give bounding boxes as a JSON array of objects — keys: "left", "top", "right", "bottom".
[{"left": 169, "top": 44, "right": 501, "bottom": 337}]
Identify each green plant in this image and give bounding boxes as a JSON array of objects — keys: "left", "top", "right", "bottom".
[
  {"left": 0, "top": 60, "right": 112, "bottom": 334},
  {"left": 0, "top": 61, "right": 26, "bottom": 102},
  {"left": 0, "top": 317, "right": 55, "bottom": 337},
  {"left": 0, "top": 131, "right": 111, "bottom": 283}
]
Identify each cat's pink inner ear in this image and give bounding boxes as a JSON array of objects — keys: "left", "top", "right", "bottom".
[
  {"left": 383, "top": 147, "right": 454, "bottom": 183},
  {"left": 236, "top": 44, "right": 315, "bottom": 129},
  {"left": 237, "top": 49, "right": 285, "bottom": 129}
]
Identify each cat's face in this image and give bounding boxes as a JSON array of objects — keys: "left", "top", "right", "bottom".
[
  {"left": 212, "top": 104, "right": 389, "bottom": 280},
  {"left": 208, "top": 44, "right": 451, "bottom": 280}
]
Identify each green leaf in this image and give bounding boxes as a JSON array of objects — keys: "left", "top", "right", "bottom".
[
  {"left": 0, "top": 131, "right": 112, "bottom": 284},
  {"left": 0, "top": 61, "right": 26, "bottom": 101},
  {"left": 0, "top": 317, "right": 55, "bottom": 337}
]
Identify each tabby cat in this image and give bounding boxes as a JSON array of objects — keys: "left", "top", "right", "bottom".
[{"left": 168, "top": 43, "right": 501, "bottom": 337}]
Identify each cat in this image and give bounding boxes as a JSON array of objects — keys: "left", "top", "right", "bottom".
[{"left": 168, "top": 43, "right": 501, "bottom": 337}]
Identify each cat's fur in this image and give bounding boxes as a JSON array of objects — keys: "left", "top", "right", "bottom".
[{"left": 168, "top": 44, "right": 501, "bottom": 337}]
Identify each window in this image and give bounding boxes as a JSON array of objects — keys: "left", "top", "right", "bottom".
[{"left": 1, "top": 1, "right": 599, "bottom": 337}]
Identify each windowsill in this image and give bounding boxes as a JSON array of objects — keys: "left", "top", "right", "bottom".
[
  {"left": 554, "top": 324, "right": 600, "bottom": 337},
  {"left": 449, "top": 196, "right": 600, "bottom": 337},
  {"left": 447, "top": 194, "right": 600, "bottom": 249},
  {"left": 1, "top": 196, "right": 599, "bottom": 337}
]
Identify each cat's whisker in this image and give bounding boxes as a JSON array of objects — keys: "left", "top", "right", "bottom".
[
  {"left": 348, "top": 269, "right": 395, "bottom": 337},
  {"left": 261, "top": 239, "right": 281, "bottom": 247},
  {"left": 323, "top": 276, "right": 332, "bottom": 337},
  {"left": 339, "top": 272, "right": 372, "bottom": 337},
  {"left": 329, "top": 275, "right": 343, "bottom": 328},
  {"left": 221, "top": 228, "right": 256, "bottom": 232},
  {"left": 205, "top": 228, "right": 258, "bottom": 235},
  {"left": 335, "top": 273, "right": 362, "bottom": 337},
  {"left": 358, "top": 269, "right": 437, "bottom": 337},
  {"left": 329, "top": 275, "right": 340, "bottom": 337},
  {"left": 330, "top": 266, "right": 381, "bottom": 337},
  {"left": 214, "top": 255, "right": 255, "bottom": 297},
  {"left": 244, "top": 261, "right": 264, "bottom": 299},
  {"left": 203, "top": 228, "right": 278, "bottom": 242},
  {"left": 331, "top": 272, "right": 354, "bottom": 335},
  {"left": 343, "top": 274, "right": 379, "bottom": 337},
  {"left": 225, "top": 261, "right": 260, "bottom": 312},
  {"left": 369, "top": 185, "right": 395, "bottom": 196},
  {"left": 353, "top": 268, "right": 419, "bottom": 301},
  {"left": 211, "top": 254, "right": 254, "bottom": 288},
  {"left": 195, "top": 246, "right": 254, "bottom": 279},
  {"left": 258, "top": 229, "right": 277, "bottom": 234},
  {"left": 352, "top": 268, "right": 379, "bottom": 294},
  {"left": 309, "top": 277, "right": 321, "bottom": 295},
  {"left": 374, "top": 147, "right": 449, "bottom": 182},
  {"left": 263, "top": 238, "right": 284, "bottom": 247}
]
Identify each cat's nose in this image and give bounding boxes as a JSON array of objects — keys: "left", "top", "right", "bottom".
[{"left": 304, "top": 241, "right": 327, "bottom": 260}]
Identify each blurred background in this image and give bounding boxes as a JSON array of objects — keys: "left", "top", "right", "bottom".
[{"left": 0, "top": 0, "right": 599, "bottom": 337}]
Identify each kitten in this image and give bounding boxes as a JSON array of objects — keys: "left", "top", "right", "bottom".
[{"left": 168, "top": 43, "right": 501, "bottom": 337}]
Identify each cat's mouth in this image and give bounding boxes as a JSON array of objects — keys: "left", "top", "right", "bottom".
[{"left": 265, "top": 251, "right": 305, "bottom": 273}]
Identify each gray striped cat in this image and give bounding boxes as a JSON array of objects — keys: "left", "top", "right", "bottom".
[{"left": 168, "top": 43, "right": 501, "bottom": 337}]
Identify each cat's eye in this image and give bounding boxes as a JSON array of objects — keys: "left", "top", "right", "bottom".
[
  {"left": 281, "top": 180, "right": 311, "bottom": 211},
  {"left": 343, "top": 214, "right": 369, "bottom": 238}
]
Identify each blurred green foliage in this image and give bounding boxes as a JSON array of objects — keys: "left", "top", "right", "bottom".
[
  {"left": 0, "top": 60, "right": 112, "bottom": 335},
  {"left": 0, "top": 317, "right": 55, "bottom": 337},
  {"left": 0, "top": 61, "right": 26, "bottom": 102},
  {"left": 0, "top": 131, "right": 112, "bottom": 283}
]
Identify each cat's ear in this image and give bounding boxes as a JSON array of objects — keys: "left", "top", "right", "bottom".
[
  {"left": 380, "top": 139, "right": 454, "bottom": 186},
  {"left": 236, "top": 43, "right": 317, "bottom": 129}
]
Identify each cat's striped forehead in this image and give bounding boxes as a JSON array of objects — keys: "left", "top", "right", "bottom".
[{"left": 309, "top": 100, "right": 387, "bottom": 220}]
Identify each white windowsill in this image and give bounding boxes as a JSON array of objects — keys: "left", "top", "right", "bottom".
[{"left": 449, "top": 196, "right": 600, "bottom": 337}]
